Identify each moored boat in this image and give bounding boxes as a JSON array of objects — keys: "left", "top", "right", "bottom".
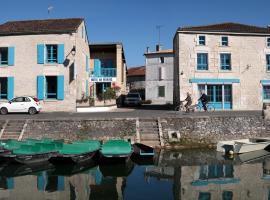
[
  {"left": 132, "top": 143, "right": 155, "bottom": 158},
  {"left": 217, "top": 137, "right": 270, "bottom": 154}
]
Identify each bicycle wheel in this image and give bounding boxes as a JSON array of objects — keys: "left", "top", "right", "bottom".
[
  {"left": 207, "top": 104, "right": 215, "bottom": 112},
  {"left": 174, "top": 105, "right": 180, "bottom": 111},
  {"left": 194, "top": 104, "right": 202, "bottom": 111}
]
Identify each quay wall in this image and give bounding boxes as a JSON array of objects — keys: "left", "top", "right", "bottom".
[{"left": 2, "top": 115, "right": 269, "bottom": 146}]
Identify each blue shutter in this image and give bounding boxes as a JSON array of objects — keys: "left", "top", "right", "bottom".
[
  {"left": 37, "top": 76, "right": 44, "bottom": 100},
  {"left": 37, "top": 44, "right": 45, "bottom": 64},
  {"left": 57, "top": 44, "right": 65, "bottom": 64},
  {"left": 7, "top": 178, "right": 14, "bottom": 189},
  {"left": 94, "top": 59, "right": 101, "bottom": 77},
  {"left": 57, "top": 75, "right": 64, "bottom": 100},
  {"left": 86, "top": 55, "right": 89, "bottom": 72},
  {"left": 7, "top": 77, "right": 14, "bottom": 100},
  {"left": 57, "top": 176, "right": 65, "bottom": 191},
  {"left": 86, "top": 80, "right": 89, "bottom": 97},
  {"left": 8, "top": 47, "right": 15, "bottom": 66}
]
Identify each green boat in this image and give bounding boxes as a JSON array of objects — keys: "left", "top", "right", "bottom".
[
  {"left": 49, "top": 140, "right": 101, "bottom": 164},
  {"left": 100, "top": 140, "right": 133, "bottom": 160}
]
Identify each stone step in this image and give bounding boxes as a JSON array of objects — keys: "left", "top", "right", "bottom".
[
  {"left": 140, "top": 134, "right": 160, "bottom": 140},
  {"left": 1, "top": 136, "right": 19, "bottom": 139},
  {"left": 140, "top": 131, "right": 159, "bottom": 135},
  {"left": 3, "top": 131, "right": 21, "bottom": 135},
  {"left": 140, "top": 127, "right": 159, "bottom": 131},
  {"left": 141, "top": 141, "right": 160, "bottom": 147},
  {"left": 4, "top": 127, "right": 22, "bottom": 132}
]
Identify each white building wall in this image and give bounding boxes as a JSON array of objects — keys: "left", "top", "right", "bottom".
[
  {"left": 174, "top": 32, "right": 270, "bottom": 110},
  {"left": 145, "top": 52, "right": 174, "bottom": 104}
]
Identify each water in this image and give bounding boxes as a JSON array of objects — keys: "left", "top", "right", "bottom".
[{"left": 0, "top": 149, "right": 269, "bottom": 200}]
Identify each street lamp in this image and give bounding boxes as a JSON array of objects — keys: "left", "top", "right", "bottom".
[{"left": 71, "top": 46, "right": 76, "bottom": 56}]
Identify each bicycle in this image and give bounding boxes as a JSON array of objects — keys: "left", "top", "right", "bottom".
[
  {"left": 191, "top": 102, "right": 215, "bottom": 112},
  {"left": 174, "top": 101, "right": 186, "bottom": 113}
]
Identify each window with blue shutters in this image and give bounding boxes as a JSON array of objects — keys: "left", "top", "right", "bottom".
[
  {"left": 46, "top": 45, "right": 58, "bottom": 63},
  {"left": 0, "top": 48, "right": 8, "bottom": 65},
  {"left": 221, "top": 36, "right": 229, "bottom": 46},
  {"left": 57, "top": 76, "right": 64, "bottom": 100},
  {"left": 267, "top": 55, "right": 270, "bottom": 71},
  {"left": 37, "top": 44, "right": 45, "bottom": 64},
  {"left": 7, "top": 77, "right": 14, "bottom": 100},
  {"left": 198, "top": 35, "right": 206, "bottom": 45},
  {"left": 37, "top": 76, "right": 45, "bottom": 100},
  {"left": 220, "top": 53, "right": 231, "bottom": 70},
  {"left": 57, "top": 44, "right": 65, "bottom": 64},
  {"left": 197, "top": 53, "right": 208, "bottom": 70},
  {"left": 8, "top": 47, "right": 15, "bottom": 66},
  {"left": 263, "top": 85, "right": 270, "bottom": 100},
  {"left": 0, "top": 78, "right": 8, "bottom": 99}
]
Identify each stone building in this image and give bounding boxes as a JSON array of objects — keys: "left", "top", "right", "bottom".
[
  {"left": 127, "top": 66, "right": 145, "bottom": 99},
  {"left": 145, "top": 45, "right": 174, "bottom": 104},
  {"left": 173, "top": 22, "right": 270, "bottom": 110},
  {"left": 0, "top": 18, "right": 90, "bottom": 112},
  {"left": 89, "top": 43, "right": 127, "bottom": 103}
]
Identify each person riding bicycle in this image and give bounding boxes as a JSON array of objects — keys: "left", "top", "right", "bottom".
[
  {"left": 199, "top": 91, "right": 208, "bottom": 111},
  {"left": 184, "top": 92, "right": 192, "bottom": 112}
]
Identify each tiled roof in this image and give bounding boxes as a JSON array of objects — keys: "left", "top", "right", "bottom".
[
  {"left": 127, "top": 66, "right": 145, "bottom": 76},
  {"left": 0, "top": 18, "right": 83, "bottom": 36},
  {"left": 178, "top": 22, "right": 270, "bottom": 34},
  {"left": 144, "top": 49, "right": 173, "bottom": 55}
]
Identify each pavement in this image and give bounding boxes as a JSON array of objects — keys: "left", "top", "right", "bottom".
[{"left": 0, "top": 105, "right": 263, "bottom": 120}]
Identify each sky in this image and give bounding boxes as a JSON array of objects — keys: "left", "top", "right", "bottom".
[{"left": 0, "top": 0, "right": 269, "bottom": 67}]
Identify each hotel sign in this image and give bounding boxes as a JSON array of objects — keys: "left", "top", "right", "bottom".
[{"left": 89, "top": 77, "right": 116, "bottom": 82}]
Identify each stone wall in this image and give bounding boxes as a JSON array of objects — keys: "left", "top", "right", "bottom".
[
  {"left": 23, "top": 119, "right": 136, "bottom": 141},
  {"left": 161, "top": 116, "right": 267, "bottom": 145}
]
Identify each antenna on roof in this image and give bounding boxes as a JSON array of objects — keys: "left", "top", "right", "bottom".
[
  {"left": 156, "top": 25, "right": 164, "bottom": 46},
  {"left": 48, "top": 6, "right": 54, "bottom": 18}
]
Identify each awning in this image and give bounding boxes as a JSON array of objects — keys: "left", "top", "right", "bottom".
[{"left": 189, "top": 78, "right": 240, "bottom": 84}]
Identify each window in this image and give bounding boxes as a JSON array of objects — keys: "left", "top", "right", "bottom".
[
  {"left": 267, "top": 38, "right": 270, "bottom": 47},
  {"left": 0, "top": 48, "right": 8, "bottom": 65},
  {"left": 220, "top": 53, "right": 231, "bottom": 70},
  {"left": 197, "top": 53, "right": 208, "bottom": 70},
  {"left": 221, "top": 36, "right": 228, "bottom": 46},
  {"left": 46, "top": 76, "right": 57, "bottom": 99},
  {"left": 223, "top": 191, "right": 233, "bottom": 200},
  {"left": 198, "top": 35, "right": 206, "bottom": 45},
  {"left": 158, "top": 86, "right": 165, "bottom": 97},
  {"left": 0, "top": 78, "right": 7, "bottom": 99},
  {"left": 159, "top": 67, "right": 165, "bottom": 80},
  {"left": 267, "top": 55, "right": 270, "bottom": 71},
  {"left": 263, "top": 85, "right": 270, "bottom": 100},
  {"left": 46, "top": 45, "right": 58, "bottom": 63},
  {"left": 198, "top": 192, "right": 211, "bottom": 200},
  {"left": 160, "top": 57, "right": 164, "bottom": 63}
]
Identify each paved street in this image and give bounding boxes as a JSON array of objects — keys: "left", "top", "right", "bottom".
[{"left": 0, "top": 105, "right": 263, "bottom": 120}]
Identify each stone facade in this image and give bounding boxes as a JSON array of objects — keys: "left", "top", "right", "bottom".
[
  {"left": 145, "top": 47, "right": 174, "bottom": 104},
  {"left": 0, "top": 19, "right": 90, "bottom": 112},
  {"left": 173, "top": 24, "right": 270, "bottom": 110}
]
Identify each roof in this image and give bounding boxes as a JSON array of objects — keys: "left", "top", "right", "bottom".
[
  {"left": 0, "top": 18, "right": 84, "bottom": 36},
  {"left": 127, "top": 66, "right": 145, "bottom": 77},
  {"left": 90, "top": 42, "right": 123, "bottom": 46},
  {"left": 177, "top": 22, "right": 270, "bottom": 34},
  {"left": 144, "top": 49, "right": 173, "bottom": 55}
]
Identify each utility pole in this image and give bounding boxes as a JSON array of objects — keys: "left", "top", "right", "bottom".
[{"left": 156, "top": 25, "right": 164, "bottom": 46}]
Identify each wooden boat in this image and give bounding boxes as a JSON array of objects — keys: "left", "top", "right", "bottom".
[
  {"left": 100, "top": 140, "right": 133, "bottom": 162},
  {"left": 132, "top": 143, "right": 155, "bottom": 157},
  {"left": 217, "top": 138, "right": 270, "bottom": 154},
  {"left": 49, "top": 140, "right": 101, "bottom": 164}
]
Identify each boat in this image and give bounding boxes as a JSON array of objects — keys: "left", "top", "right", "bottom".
[
  {"left": 216, "top": 137, "right": 270, "bottom": 154},
  {"left": 49, "top": 140, "right": 101, "bottom": 164},
  {"left": 100, "top": 140, "right": 133, "bottom": 162},
  {"left": 0, "top": 142, "right": 59, "bottom": 164},
  {"left": 132, "top": 143, "right": 155, "bottom": 158}
]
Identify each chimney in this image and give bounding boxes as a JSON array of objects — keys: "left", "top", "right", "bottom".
[
  {"left": 156, "top": 44, "right": 162, "bottom": 52},
  {"left": 146, "top": 46, "right": 150, "bottom": 53}
]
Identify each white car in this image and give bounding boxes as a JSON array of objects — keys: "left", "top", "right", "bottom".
[{"left": 0, "top": 96, "right": 41, "bottom": 115}]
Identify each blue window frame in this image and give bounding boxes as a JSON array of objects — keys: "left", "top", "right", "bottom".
[
  {"left": 220, "top": 53, "right": 231, "bottom": 70},
  {"left": 197, "top": 53, "right": 208, "bottom": 70},
  {"left": 0, "top": 48, "right": 8, "bottom": 65},
  {"left": 198, "top": 36, "right": 206, "bottom": 45},
  {"left": 267, "top": 38, "right": 270, "bottom": 47},
  {"left": 263, "top": 85, "right": 270, "bottom": 100},
  {"left": 221, "top": 36, "right": 228, "bottom": 46},
  {"left": 0, "top": 78, "right": 8, "bottom": 99},
  {"left": 267, "top": 55, "right": 270, "bottom": 71},
  {"left": 46, "top": 45, "right": 57, "bottom": 63}
]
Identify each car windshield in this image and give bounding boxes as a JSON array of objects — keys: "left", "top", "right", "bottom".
[{"left": 127, "top": 94, "right": 139, "bottom": 98}]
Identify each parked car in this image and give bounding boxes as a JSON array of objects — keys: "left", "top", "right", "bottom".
[
  {"left": 124, "top": 93, "right": 142, "bottom": 106},
  {"left": 0, "top": 96, "right": 41, "bottom": 115}
]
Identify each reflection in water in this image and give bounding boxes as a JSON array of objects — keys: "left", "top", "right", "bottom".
[{"left": 1, "top": 149, "right": 270, "bottom": 199}]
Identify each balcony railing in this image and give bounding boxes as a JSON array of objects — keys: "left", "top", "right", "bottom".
[{"left": 92, "top": 68, "right": 116, "bottom": 77}]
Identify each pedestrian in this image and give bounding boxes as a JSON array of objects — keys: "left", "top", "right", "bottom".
[
  {"left": 199, "top": 90, "right": 208, "bottom": 111},
  {"left": 184, "top": 92, "right": 192, "bottom": 112}
]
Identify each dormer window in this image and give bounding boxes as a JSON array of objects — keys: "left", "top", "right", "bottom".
[
  {"left": 221, "top": 36, "right": 229, "bottom": 46},
  {"left": 198, "top": 36, "right": 206, "bottom": 45}
]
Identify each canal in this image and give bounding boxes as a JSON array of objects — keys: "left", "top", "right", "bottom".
[{"left": 0, "top": 149, "right": 269, "bottom": 199}]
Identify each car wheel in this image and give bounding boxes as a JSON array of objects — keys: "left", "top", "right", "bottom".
[
  {"left": 0, "top": 107, "right": 8, "bottom": 115},
  {"left": 28, "top": 107, "right": 37, "bottom": 115}
]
